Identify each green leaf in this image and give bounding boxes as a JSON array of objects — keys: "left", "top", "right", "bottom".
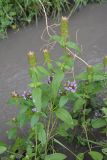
[
  {"left": 37, "top": 66, "right": 49, "bottom": 76},
  {"left": 17, "top": 113, "right": 26, "bottom": 128},
  {"left": 57, "top": 123, "right": 70, "bottom": 137},
  {"left": 51, "top": 70, "right": 64, "bottom": 99},
  {"left": 102, "top": 107, "right": 107, "bottom": 117},
  {"left": 66, "top": 41, "right": 81, "bottom": 53},
  {"left": 51, "top": 35, "right": 65, "bottom": 47},
  {"left": 7, "top": 97, "right": 19, "bottom": 106},
  {"left": 45, "top": 153, "right": 67, "bottom": 160},
  {"left": 102, "top": 148, "right": 107, "bottom": 155},
  {"left": 32, "top": 87, "right": 42, "bottom": 112},
  {"left": 103, "top": 98, "right": 107, "bottom": 105},
  {"left": 31, "top": 114, "right": 39, "bottom": 127},
  {"left": 76, "top": 153, "right": 84, "bottom": 160},
  {"left": 27, "top": 145, "right": 33, "bottom": 155},
  {"left": 29, "top": 82, "right": 42, "bottom": 88},
  {"left": 91, "top": 118, "right": 107, "bottom": 128},
  {"left": 7, "top": 128, "right": 17, "bottom": 139},
  {"left": 20, "top": 105, "right": 28, "bottom": 114},
  {"left": 36, "top": 123, "right": 46, "bottom": 145},
  {"left": 0, "top": 141, "right": 6, "bottom": 147},
  {"left": 73, "top": 98, "right": 86, "bottom": 113},
  {"left": 51, "top": 35, "right": 81, "bottom": 53},
  {"left": 59, "top": 96, "right": 68, "bottom": 107},
  {"left": 75, "top": 71, "right": 87, "bottom": 80},
  {"left": 55, "top": 108, "right": 73, "bottom": 127},
  {"left": 88, "top": 151, "right": 103, "bottom": 160},
  {"left": 0, "top": 146, "right": 7, "bottom": 154}
]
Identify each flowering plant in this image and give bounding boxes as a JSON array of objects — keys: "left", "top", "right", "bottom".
[{"left": 1, "top": 14, "right": 107, "bottom": 160}]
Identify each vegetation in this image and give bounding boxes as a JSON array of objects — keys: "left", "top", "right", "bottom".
[
  {"left": 0, "top": 10, "right": 107, "bottom": 159},
  {"left": 0, "top": 0, "right": 104, "bottom": 38}
]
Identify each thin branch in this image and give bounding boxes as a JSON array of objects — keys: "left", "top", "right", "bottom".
[
  {"left": 66, "top": 48, "right": 89, "bottom": 66},
  {"left": 38, "top": 0, "right": 51, "bottom": 37}
]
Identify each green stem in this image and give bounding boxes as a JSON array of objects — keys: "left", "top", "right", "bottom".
[
  {"left": 83, "top": 124, "right": 91, "bottom": 152},
  {"left": 35, "top": 130, "right": 38, "bottom": 159},
  {"left": 83, "top": 138, "right": 105, "bottom": 147},
  {"left": 83, "top": 104, "right": 91, "bottom": 152},
  {"left": 54, "top": 138, "right": 80, "bottom": 160},
  {"left": 45, "top": 103, "right": 52, "bottom": 155}
]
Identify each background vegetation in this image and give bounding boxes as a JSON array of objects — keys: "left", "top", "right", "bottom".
[{"left": 0, "top": 0, "right": 104, "bottom": 38}]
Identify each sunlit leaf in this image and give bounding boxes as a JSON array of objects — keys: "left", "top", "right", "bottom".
[
  {"left": 76, "top": 153, "right": 84, "bottom": 160},
  {"left": 91, "top": 118, "right": 106, "bottom": 128},
  {"left": 88, "top": 151, "right": 103, "bottom": 160}
]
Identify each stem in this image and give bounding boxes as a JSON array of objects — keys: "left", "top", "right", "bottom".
[
  {"left": 83, "top": 138, "right": 105, "bottom": 147},
  {"left": 83, "top": 124, "right": 91, "bottom": 152},
  {"left": 15, "top": 0, "right": 27, "bottom": 18},
  {"left": 54, "top": 138, "right": 80, "bottom": 160},
  {"left": 67, "top": 48, "right": 89, "bottom": 66},
  {"left": 38, "top": 0, "right": 51, "bottom": 37},
  {"left": 45, "top": 103, "right": 52, "bottom": 155},
  {"left": 84, "top": 145, "right": 101, "bottom": 154},
  {"left": 83, "top": 104, "right": 91, "bottom": 152},
  {"left": 35, "top": 130, "right": 38, "bottom": 159},
  {"left": 67, "top": 1, "right": 80, "bottom": 19},
  {"left": 6, "top": 150, "right": 20, "bottom": 156}
]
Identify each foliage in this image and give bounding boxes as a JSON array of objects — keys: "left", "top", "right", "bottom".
[
  {"left": 1, "top": 16, "right": 107, "bottom": 160},
  {"left": 0, "top": 0, "right": 104, "bottom": 39},
  {"left": 74, "top": 0, "right": 104, "bottom": 7},
  {"left": 0, "top": 0, "right": 70, "bottom": 38}
]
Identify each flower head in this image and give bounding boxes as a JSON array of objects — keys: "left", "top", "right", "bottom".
[
  {"left": 47, "top": 74, "right": 54, "bottom": 84},
  {"left": 22, "top": 90, "right": 32, "bottom": 100},
  {"left": 64, "top": 81, "right": 77, "bottom": 93},
  {"left": 32, "top": 108, "right": 37, "bottom": 112}
]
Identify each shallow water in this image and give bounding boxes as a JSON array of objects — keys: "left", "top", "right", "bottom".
[{"left": 0, "top": 3, "right": 107, "bottom": 142}]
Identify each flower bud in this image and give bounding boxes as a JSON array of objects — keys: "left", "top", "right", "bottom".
[
  {"left": 12, "top": 117, "right": 16, "bottom": 122},
  {"left": 87, "top": 65, "right": 93, "bottom": 82},
  {"left": 27, "top": 51, "right": 36, "bottom": 67},
  {"left": 11, "top": 90, "right": 19, "bottom": 97},
  {"left": 87, "top": 65, "right": 93, "bottom": 75},
  {"left": 60, "top": 16, "right": 69, "bottom": 41},
  {"left": 103, "top": 56, "right": 107, "bottom": 68},
  {"left": 43, "top": 49, "right": 51, "bottom": 64}
]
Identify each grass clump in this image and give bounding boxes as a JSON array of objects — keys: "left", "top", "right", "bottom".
[{"left": 0, "top": 0, "right": 105, "bottom": 39}]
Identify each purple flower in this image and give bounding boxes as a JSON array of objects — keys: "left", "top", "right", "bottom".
[
  {"left": 22, "top": 90, "right": 32, "bottom": 100},
  {"left": 48, "top": 74, "right": 54, "bottom": 84},
  {"left": 32, "top": 108, "right": 37, "bottom": 112},
  {"left": 64, "top": 81, "right": 77, "bottom": 93}
]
